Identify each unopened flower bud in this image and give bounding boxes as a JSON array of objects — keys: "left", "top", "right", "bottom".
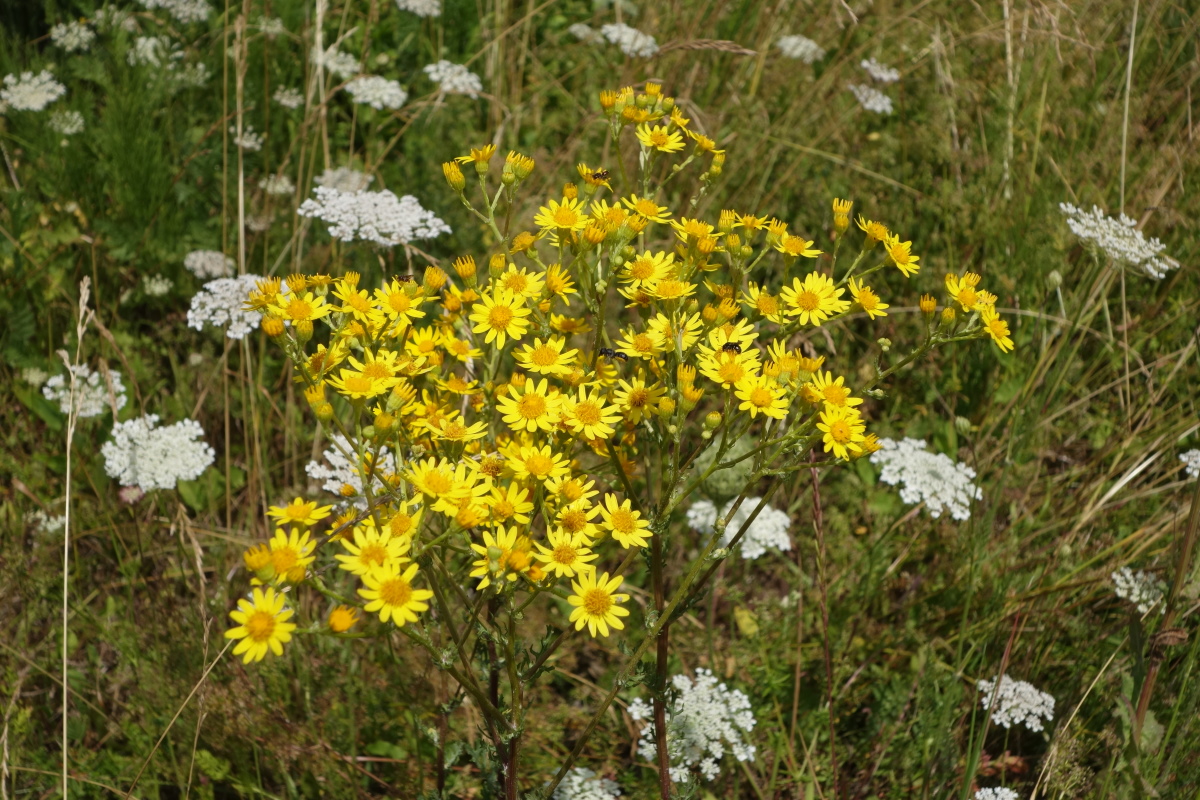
[
  {"left": 262, "top": 315, "right": 286, "bottom": 340},
  {"left": 938, "top": 307, "right": 958, "bottom": 334},
  {"left": 657, "top": 397, "right": 676, "bottom": 417},
  {"left": 294, "top": 319, "right": 314, "bottom": 344},
  {"left": 877, "top": 337, "right": 892, "bottom": 352},
  {"left": 704, "top": 411, "right": 722, "bottom": 430},
  {"left": 314, "top": 402, "right": 334, "bottom": 423},
  {"left": 489, "top": 253, "right": 506, "bottom": 278},
  {"left": 954, "top": 416, "right": 972, "bottom": 436},
  {"left": 442, "top": 161, "right": 466, "bottom": 193},
  {"left": 304, "top": 383, "right": 326, "bottom": 410},
  {"left": 1047, "top": 269, "right": 1063, "bottom": 290},
  {"left": 424, "top": 266, "right": 448, "bottom": 291},
  {"left": 919, "top": 294, "right": 937, "bottom": 318},
  {"left": 563, "top": 182, "right": 578, "bottom": 200}
]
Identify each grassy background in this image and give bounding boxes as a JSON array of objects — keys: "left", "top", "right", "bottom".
[{"left": 2, "top": 0, "right": 1199, "bottom": 797}]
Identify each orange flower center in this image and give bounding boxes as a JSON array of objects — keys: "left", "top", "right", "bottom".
[
  {"left": 794, "top": 291, "right": 820, "bottom": 312},
  {"left": 517, "top": 393, "right": 547, "bottom": 419},
  {"left": 574, "top": 401, "right": 602, "bottom": 425},
  {"left": 529, "top": 345, "right": 559, "bottom": 367},
  {"left": 552, "top": 544, "right": 577, "bottom": 565},
  {"left": 525, "top": 453, "right": 554, "bottom": 477},
  {"left": 829, "top": 420, "right": 852, "bottom": 443},
  {"left": 749, "top": 387, "right": 774, "bottom": 408},
  {"left": 609, "top": 508, "right": 636, "bottom": 534},
  {"left": 560, "top": 509, "right": 588, "bottom": 533},
  {"left": 285, "top": 298, "right": 314, "bottom": 320},
  {"left": 359, "top": 543, "right": 389, "bottom": 567},
  {"left": 379, "top": 577, "right": 413, "bottom": 607},
  {"left": 423, "top": 471, "right": 453, "bottom": 494},
  {"left": 822, "top": 384, "right": 849, "bottom": 406},
  {"left": 583, "top": 588, "right": 612, "bottom": 616},
  {"left": 489, "top": 305, "right": 514, "bottom": 330},
  {"left": 245, "top": 610, "right": 276, "bottom": 642}
]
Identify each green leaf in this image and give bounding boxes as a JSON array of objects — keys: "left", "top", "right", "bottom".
[
  {"left": 13, "top": 385, "right": 63, "bottom": 431},
  {"left": 365, "top": 740, "right": 408, "bottom": 759}
]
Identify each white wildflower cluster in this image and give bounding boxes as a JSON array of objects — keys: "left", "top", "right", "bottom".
[
  {"left": 600, "top": 23, "right": 659, "bottom": 58},
  {"left": 143, "top": 274, "right": 173, "bottom": 296},
  {"left": 552, "top": 768, "right": 621, "bottom": 800},
  {"left": 977, "top": 676, "right": 1055, "bottom": 733},
  {"left": 1, "top": 70, "right": 67, "bottom": 112},
  {"left": 861, "top": 57, "right": 900, "bottom": 83},
  {"left": 568, "top": 23, "right": 605, "bottom": 45},
  {"left": 42, "top": 365, "right": 127, "bottom": 418},
  {"left": 231, "top": 125, "right": 264, "bottom": 151},
  {"left": 184, "top": 249, "right": 233, "bottom": 279},
  {"left": 274, "top": 86, "right": 304, "bottom": 109},
  {"left": 298, "top": 186, "right": 450, "bottom": 246},
  {"left": 685, "top": 497, "right": 791, "bottom": 560},
  {"left": 975, "top": 789, "right": 1019, "bottom": 800},
  {"left": 628, "top": 669, "right": 756, "bottom": 783},
  {"left": 188, "top": 274, "right": 267, "bottom": 340},
  {"left": 174, "top": 63, "right": 211, "bottom": 89},
  {"left": 259, "top": 174, "right": 295, "bottom": 196},
  {"left": 345, "top": 75, "right": 408, "bottom": 110},
  {"left": 51, "top": 20, "right": 96, "bottom": 52},
  {"left": 1181, "top": 449, "right": 1200, "bottom": 479},
  {"left": 258, "top": 16, "right": 286, "bottom": 38},
  {"left": 49, "top": 109, "right": 84, "bottom": 135},
  {"left": 848, "top": 83, "right": 893, "bottom": 115},
  {"left": 869, "top": 437, "right": 981, "bottom": 520},
  {"left": 102, "top": 415, "right": 216, "bottom": 492},
  {"left": 1059, "top": 203, "right": 1180, "bottom": 280},
  {"left": 395, "top": 0, "right": 442, "bottom": 17},
  {"left": 21, "top": 366, "right": 49, "bottom": 386},
  {"left": 424, "top": 60, "right": 483, "bottom": 98},
  {"left": 137, "top": 0, "right": 211, "bottom": 24},
  {"left": 127, "top": 36, "right": 180, "bottom": 68},
  {"left": 313, "top": 46, "right": 359, "bottom": 79},
  {"left": 316, "top": 166, "right": 374, "bottom": 192},
  {"left": 776, "top": 34, "right": 825, "bottom": 64},
  {"left": 94, "top": 7, "right": 138, "bottom": 33},
  {"left": 306, "top": 434, "right": 398, "bottom": 508},
  {"left": 28, "top": 509, "right": 67, "bottom": 536},
  {"left": 1111, "top": 567, "right": 1165, "bottom": 615}
]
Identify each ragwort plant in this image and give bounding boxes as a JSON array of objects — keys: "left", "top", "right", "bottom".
[{"left": 226, "top": 83, "right": 1015, "bottom": 799}]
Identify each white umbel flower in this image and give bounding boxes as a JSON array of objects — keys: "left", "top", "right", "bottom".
[
  {"left": 776, "top": 34, "right": 825, "bottom": 63},
  {"left": 568, "top": 23, "right": 604, "bottom": 44},
  {"left": 138, "top": 0, "right": 211, "bottom": 24},
  {"left": 313, "top": 45, "right": 359, "bottom": 79},
  {"left": 188, "top": 275, "right": 265, "bottom": 340},
  {"left": 552, "top": 767, "right": 621, "bottom": 800},
  {"left": 51, "top": 20, "right": 96, "bottom": 52},
  {"left": 259, "top": 174, "right": 295, "bottom": 196},
  {"left": 298, "top": 186, "right": 450, "bottom": 246},
  {"left": 127, "top": 36, "right": 178, "bottom": 67},
  {"left": 1111, "top": 567, "right": 1165, "bottom": 615},
  {"left": 861, "top": 57, "right": 900, "bottom": 83},
  {"left": 628, "top": 669, "right": 757, "bottom": 783},
  {"left": 21, "top": 366, "right": 50, "bottom": 386},
  {"left": 1059, "top": 203, "right": 1180, "bottom": 279},
  {"left": 1181, "top": 449, "right": 1200, "bottom": 479},
  {"left": 423, "top": 60, "right": 483, "bottom": 97},
  {"left": 1, "top": 70, "right": 67, "bottom": 112},
  {"left": 28, "top": 509, "right": 67, "bottom": 535},
  {"left": 306, "top": 433, "right": 398, "bottom": 508},
  {"left": 258, "top": 16, "right": 286, "bottom": 37},
  {"left": 231, "top": 125, "right": 264, "bottom": 151},
  {"left": 848, "top": 83, "right": 893, "bottom": 115},
  {"left": 102, "top": 414, "right": 216, "bottom": 492},
  {"left": 316, "top": 166, "right": 374, "bottom": 192},
  {"left": 977, "top": 675, "right": 1055, "bottom": 733},
  {"left": 345, "top": 75, "right": 408, "bottom": 110},
  {"left": 869, "top": 437, "right": 981, "bottom": 520},
  {"left": 975, "top": 790, "right": 1019, "bottom": 800},
  {"left": 600, "top": 23, "right": 659, "bottom": 58},
  {"left": 184, "top": 249, "right": 233, "bottom": 279},
  {"left": 143, "top": 274, "right": 173, "bottom": 296},
  {"left": 273, "top": 86, "right": 304, "bottom": 109},
  {"left": 42, "top": 365, "right": 128, "bottom": 418},
  {"left": 395, "top": 0, "right": 442, "bottom": 17},
  {"left": 686, "top": 497, "right": 791, "bottom": 560},
  {"left": 49, "top": 109, "right": 85, "bottom": 135}
]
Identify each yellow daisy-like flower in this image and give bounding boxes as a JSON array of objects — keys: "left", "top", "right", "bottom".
[
  {"left": 806, "top": 370, "right": 864, "bottom": 410},
  {"left": 980, "top": 307, "right": 1014, "bottom": 353},
  {"left": 469, "top": 289, "right": 532, "bottom": 348},
  {"left": 514, "top": 337, "right": 578, "bottom": 376},
  {"left": 775, "top": 234, "right": 823, "bottom": 259},
  {"left": 671, "top": 217, "right": 717, "bottom": 242},
  {"left": 567, "top": 571, "right": 630, "bottom": 638},
  {"left": 408, "top": 457, "right": 468, "bottom": 501},
  {"left": 546, "top": 475, "right": 600, "bottom": 507},
  {"left": 545, "top": 263, "right": 578, "bottom": 297},
  {"left": 599, "top": 494, "right": 652, "bottom": 549},
  {"left": 856, "top": 215, "right": 890, "bottom": 244},
  {"left": 780, "top": 272, "right": 849, "bottom": 326},
  {"left": 741, "top": 283, "right": 787, "bottom": 324},
  {"left": 266, "top": 497, "right": 333, "bottom": 528},
  {"left": 332, "top": 283, "right": 375, "bottom": 321},
  {"left": 507, "top": 445, "right": 571, "bottom": 483},
  {"left": 707, "top": 318, "right": 758, "bottom": 351},
  {"left": 425, "top": 416, "right": 490, "bottom": 442},
  {"left": 884, "top": 234, "right": 921, "bottom": 277},
  {"left": 534, "top": 529, "right": 598, "bottom": 579},
  {"left": 534, "top": 197, "right": 589, "bottom": 231},
  {"left": 405, "top": 326, "right": 442, "bottom": 360},
  {"left": 267, "top": 527, "right": 316, "bottom": 583},
  {"left": 327, "top": 368, "right": 399, "bottom": 400},
  {"left": 225, "top": 587, "right": 297, "bottom": 663},
  {"left": 621, "top": 195, "right": 671, "bottom": 224},
  {"left": 555, "top": 500, "right": 601, "bottom": 540},
  {"left": 636, "top": 123, "right": 686, "bottom": 153},
  {"left": 497, "top": 266, "right": 546, "bottom": 299},
  {"left": 612, "top": 377, "right": 666, "bottom": 424},
  {"left": 620, "top": 251, "right": 674, "bottom": 290},
  {"left": 274, "top": 291, "right": 332, "bottom": 323},
  {"left": 735, "top": 375, "right": 789, "bottom": 419},
  {"left": 372, "top": 280, "right": 428, "bottom": 328},
  {"left": 561, "top": 387, "right": 622, "bottom": 440},
  {"left": 615, "top": 327, "right": 666, "bottom": 361},
  {"left": 385, "top": 501, "right": 424, "bottom": 541},
  {"left": 358, "top": 563, "right": 433, "bottom": 626},
  {"left": 817, "top": 406, "right": 867, "bottom": 461},
  {"left": 335, "top": 520, "right": 411, "bottom": 576},
  {"left": 648, "top": 312, "right": 703, "bottom": 353},
  {"left": 444, "top": 336, "right": 483, "bottom": 362},
  {"left": 551, "top": 315, "right": 593, "bottom": 338},
  {"left": 698, "top": 349, "right": 760, "bottom": 389},
  {"left": 576, "top": 162, "right": 612, "bottom": 189},
  {"left": 648, "top": 278, "right": 696, "bottom": 302},
  {"left": 848, "top": 277, "right": 889, "bottom": 320},
  {"left": 455, "top": 144, "right": 496, "bottom": 165},
  {"left": 945, "top": 271, "right": 993, "bottom": 312},
  {"left": 469, "top": 526, "right": 532, "bottom": 589},
  {"left": 497, "top": 378, "right": 562, "bottom": 433},
  {"left": 327, "top": 605, "right": 360, "bottom": 633},
  {"left": 485, "top": 483, "right": 534, "bottom": 528},
  {"left": 347, "top": 350, "right": 401, "bottom": 381}
]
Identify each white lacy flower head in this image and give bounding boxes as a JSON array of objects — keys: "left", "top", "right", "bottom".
[
  {"left": 274, "top": 86, "right": 304, "bottom": 109},
  {"left": 102, "top": 414, "right": 216, "bottom": 492},
  {"left": 1059, "top": 203, "right": 1180, "bottom": 280},
  {"left": 298, "top": 186, "right": 451, "bottom": 246},
  {"left": 138, "top": 0, "right": 211, "bottom": 24},
  {"left": 776, "top": 34, "right": 825, "bottom": 63},
  {"left": 184, "top": 249, "right": 233, "bottom": 279},
  {"left": 42, "top": 364, "right": 127, "bottom": 418},
  {"left": 1181, "top": 449, "right": 1200, "bottom": 479},
  {"left": 51, "top": 20, "right": 96, "bottom": 52},
  {"left": 395, "top": 0, "right": 442, "bottom": 17},
  {"left": 686, "top": 497, "right": 791, "bottom": 560},
  {"left": 247, "top": 214, "right": 273, "bottom": 232},
  {"left": 424, "top": 60, "right": 483, "bottom": 97},
  {"left": 258, "top": 16, "right": 286, "bottom": 38},
  {"left": 848, "top": 83, "right": 893, "bottom": 115},
  {"left": 629, "top": 669, "right": 757, "bottom": 783},
  {"left": 49, "top": 109, "right": 85, "bottom": 135},
  {"left": 94, "top": 7, "right": 139, "bottom": 33},
  {"left": 869, "top": 437, "right": 981, "bottom": 520},
  {"left": 259, "top": 174, "right": 295, "bottom": 196},
  {"left": 21, "top": 366, "right": 49, "bottom": 386},
  {"left": 188, "top": 275, "right": 265, "bottom": 340},
  {"left": 2, "top": 70, "right": 67, "bottom": 112},
  {"left": 569, "top": 23, "right": 604, "bottom": 44},
  {"left": 127, "top": 36, "right": 181, "bottom": 68},
  {"left": 345, "top": 75, "right": 408, "bottom": 110},
  {"left": 175, "top": 63, "right": 211, "bottom": 89},
  {"left": 975, "top": 789, "right": 1019, "bottom": 800},
  {"left": 28, "top": 509, "right": 67, "bottom": 536},
  {"left": 977, "top": 675, "right": 1055, "bottom": 732},
  {"left": 306, "top": 433, "right": 398, "bottom": 508},
  {"left": 316, "top": 166, "right": 374, "bottom": 192},
  {"left": 313, "top": 45, "right": 359, "bottom": 79},
  {"left": 552, "top": 767, "right": 621, "bottom": 800},
  {"left": 600, "top": 23, "right": 659, "bottom": 58},
  {"left": 1111, "top": 567, "right": 1165, "bottom": 615},
  {"left": 231, "top": 125, "right": 264, "bottom": 151},
  {"left": 861, "top": 57, "right": 900, "bottom": 83},
  {"left": 143, "top": 274, "right": 173, "bottom": 296}
]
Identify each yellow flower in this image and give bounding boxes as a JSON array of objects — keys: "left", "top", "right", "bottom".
[
  {"left": 555, "top": 500, "right": 601, "bottom": 540},
  {"left": 980, "top": 307, "right": 1014, "bottom": 353},
  {"left": 534, "top": 529, "right": 598, "bottom": 579},
  {"left": 561, "top": 387, "right": 622, "bottom": 440},
  {"left": 945, "top": 272, "right": 993, "bottom": 312},
  {"left": 620, "top": 250, "right": 674, "bottom": 289},
  {"left": 636, "top": 123, "right": 685, "bottom": 153},
  {"left": 408, "top": 457, "right": 469, "bottom": 501},
  {"left": 848, "top": 277, "right": 889, "bottom": 320},
  {"left": 698, "top": 349, "right": 760, "bottom": 389},
  {"left": 266, "top": 497, "right": 333, "bottom": 528},
  {"left": 336, "top": 520, "right": 411, "bottom": 576},
  {"left": 225, "top": 586, "right": 297, "bottom": 663},
  {"left": 648, "top": 312, "right": 703, "bottom": 353},
  {"left": 599, "top": 494, "right": 652, "bottom": 549},
  {"left": 514, "top": 337, "right": 578, "bottom": 376},
  {"left": 884, "top": 234, "right": 921, "bottom": 277},
  {"left": 856, "top": 215, "right": 889, "bottom": 244},
  {"left": 546, "top": 475, "right": 600, "bottom": 506},
  {"left": 372, "top": 280, "right": 428, "bottom": 328},
  {"left": 735, "top": 375, "right": 789, "bottom": 419},
  {"left": 551, "top": 313, "right": 592, "bottom": 337},
  {"left": 612, "top": 377, "right": 666, "bottom": 424},
  {"left": 671, "top": 217, "right": 717, "bottom": 242},
  {"left": 741, "top": 283, "right": 787, "bottom": 323},
  {"left": 267, "top": 527, "right": 315, "bottom": 583},
  {"left": 469, "top": 289, "right": 532, "bottom": 348},
  {"left": 485, "top": 483, "right": 534, "bottom": 527},
  {"left": 455, "top": 144, "right": 497, "bottom": 165},
  {"left": 425, "top": 416, "right": 489, "bottom": 442},
  {"left": 817, "top": 406, "right": 867, "bottom": 461},
  {"left": 707, "top": 318, "right": 758, "bottom": 351},
  {"left": 807, "top": 370, "right": 863, "bottom": 410},
  {"left": 775, "top": 234, "right": 822, "bottom": 259},
  {"left": 328, "top": 605, "right": 360, "bottom": 633},
  {"left": 780, "top": 272, "right": 849, "bottom": 326},
  {"left": 385, "top": 501, "right": 423, "bottom": 541},
  {"left": 327, "top": 368, "right": 399, "bottom": 400},
  {"left": 576, "top": 162, "right": 612, "bottom": 189},
  {"left": 497, "top": 266, "right": 546, "bottom": 299},
  {"left": 444, "top": 336, "right": 483, "bottom": 362},
  {"left": 649, "top": 278, "right": 696, "bottom": 302},
  {"left": 332, "top": 282, "right": 375, "bottom": 320},
  {"left": 534, "top": 197, "right": 589, "bottom": 231},
  {"left": 567, "top": 571, "right": 630, "bottom": 637},
  {"left": 507, "top": 445, "right": 571, "bottom": 483},
  {"left": 545, "top": 263, "right": 577, "bottom": 296},
  {"left": 469, "top": 526, "right": 533, "bottom": 589},
  {"left": 621, "top": 195, "right": 672, "bottom": 223},
  {"left": 274, "top": 291, "right": 332, "bottom": 323},
  {"left": 358, "top": 563, "right": 433, "bottom": 626},
  {"left": 498, "top": 378, "right": 562, "bottom": 432},
  {"left": 616, "top": 327, "right": 665, "bottom": 361}
]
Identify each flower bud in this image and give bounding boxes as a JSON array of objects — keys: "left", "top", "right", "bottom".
[
  {"left": 919, "top": 294, "right": 937, "bottom": 318},
  {"left": 704, "top": 410, "right": 722, "bottom": 430},
  {"left": 314, "top": 402, "right": 334, "bottom": 423},
  {"left": 938, "top": 307, "right": 957, "bottom": 334},
  {"left": 294, "top": 319, "right": 314, "bottom": 344},
  {"left": 304, "top": 383, "right": 326, "bottom": 410},
  {"left": 501, "top": 171, "right": 517, "bottom": 186},
  {"left": 681, "top": 383, "right": 704, "bottom": 412},
  {"left": 877, "top": 337, "right": 892, "bottom": 352},
  {"left": 442, "top": 161, "right": 466, "bottom": 193},
  {"left": 454, "top": 254, "right": 477, "bottom": 283},
  {"left": 328, "top": 605, "right": 359, "bottom": 633},
  {"left": 954, "top": 416, "right": 972, "bottom": 436},
  {"left": 262, "top": 315, "right": 286, "bottom": 340},
  {"left": 489, "top": 253, "right": 506, "bottom": 278},
  {"left": 424, "top": 266, "right": 448, "bottom": 291},
  {"left": 657, "top": 397, "right": 676, "bottom": 417},
  {"left": 832, "top": 198, "right": 852, "bottom": 233},
  {"left": 1047, "top": 269, "right": 1063, "bottom": 290},
  {"left": 563, "top": 182, "right": 578, "bottom": 200}
]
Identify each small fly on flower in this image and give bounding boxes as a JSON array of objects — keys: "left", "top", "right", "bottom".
[
  {"left": 591, "top": 169, "right": 610, "bottom": 183},
  {"left": 598, "top": 347, "right": 628, "bottom": 362},
  {"left": 396, "top": 275, "right": 416, "bottom": 283},
  {"left": 721, "top": 342, "right": 743, "bottom": 355}
]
